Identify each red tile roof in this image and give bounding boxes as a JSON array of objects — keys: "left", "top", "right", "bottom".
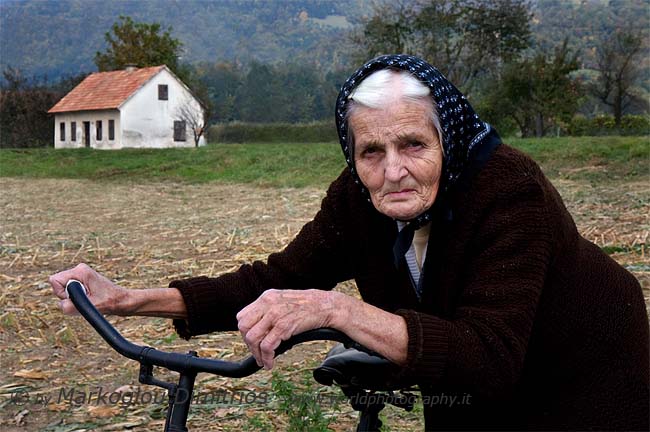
[{"left": 48, "top": 65, "right": 166, "bottom": 113}]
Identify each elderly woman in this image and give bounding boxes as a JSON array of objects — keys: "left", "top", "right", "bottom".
[{"left": 51, "top": 55, "right": 648, "bottom": 430}]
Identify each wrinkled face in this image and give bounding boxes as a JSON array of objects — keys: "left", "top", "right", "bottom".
[{"left": 350, "top": 99, "right": 443, "bottom": 220}]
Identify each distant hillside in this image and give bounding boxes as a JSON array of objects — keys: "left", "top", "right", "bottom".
[
  {"left": 1, "top": 0, "right": 648, "bottom": 92},
  {"left": 532, "top": 0, "right": 649, "bottom": 68},
  {"left": 532, "top": 0, "right": 650, "bottom": 98},
  {"left": 0, "top": 0, "right": 369, "bottom": 79}
]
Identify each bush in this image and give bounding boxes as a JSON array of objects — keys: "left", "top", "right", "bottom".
[
  {"left": 208, "top": 121, "right": 338, "bottom": 143},
  {"left": 567, "top": 115, "right": 650, "bottom": 136}
]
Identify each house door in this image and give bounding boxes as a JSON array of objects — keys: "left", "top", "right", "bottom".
[{"left": 83, "top": 122, "right": 90, "bottom": 148}]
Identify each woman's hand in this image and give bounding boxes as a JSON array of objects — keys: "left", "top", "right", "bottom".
[
  {"left": 236, "top": 289, "right": 340, "bottom": 370},
  {"left": 49, "top": 263, "right": 130, "bottom": 316},
  {"left": 237, "top": 288, "right": 409, "bottom": 370}
]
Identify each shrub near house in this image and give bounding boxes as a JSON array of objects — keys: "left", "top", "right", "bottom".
[{"left": 568, "top": 115, "right": 650, "bottom": 136}]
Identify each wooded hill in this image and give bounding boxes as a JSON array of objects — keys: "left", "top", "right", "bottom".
[
  {"left": 0, "top": 0, "right": 365, "bottom": 79},
  {"left": 1, "top": 0, "right": 648, "bottom": 85}
]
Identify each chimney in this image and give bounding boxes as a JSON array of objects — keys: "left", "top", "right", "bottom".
[{"left": 125, "top": 64, "right": 138, "bottom": 72}]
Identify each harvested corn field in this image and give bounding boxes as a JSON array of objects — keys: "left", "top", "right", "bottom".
[{"left": 0, "top": 176, "right": 648, "bottom": 431}]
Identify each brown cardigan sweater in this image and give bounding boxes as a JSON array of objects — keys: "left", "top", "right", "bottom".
[{"left": 171, "top": 145, "right": 649, "bottom": 430}]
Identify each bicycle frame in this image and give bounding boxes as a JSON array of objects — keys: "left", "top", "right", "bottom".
[{"left": 65, "top": 280, "right": 369, "bottom": 431}]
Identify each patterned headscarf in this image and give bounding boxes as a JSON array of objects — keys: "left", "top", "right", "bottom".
[{"left": 335, "top": 54, "right": 501, "bottom": 266}]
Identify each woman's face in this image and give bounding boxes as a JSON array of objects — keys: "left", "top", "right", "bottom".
[{"left": 350, "top": 99, "right": 443, "bottom": 220}]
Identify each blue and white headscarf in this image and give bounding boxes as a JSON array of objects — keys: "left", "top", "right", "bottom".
[{"left": 335, "top": 54, "right": 501, "bottom": 266}]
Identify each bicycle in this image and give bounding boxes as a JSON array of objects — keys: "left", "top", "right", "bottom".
[{"left": 65, "top": 280, "right": 417, "bottom": 431}]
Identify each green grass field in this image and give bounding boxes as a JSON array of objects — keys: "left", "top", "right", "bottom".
[{"left": 0, "top": 136, "right": 647, "bottom": 187}]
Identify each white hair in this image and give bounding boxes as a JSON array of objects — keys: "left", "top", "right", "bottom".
[{"left": 346, "top": 69, "right": 443, "bottom": 151}]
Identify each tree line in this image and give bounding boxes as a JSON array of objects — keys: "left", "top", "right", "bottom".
[
  {"left": 1, "top": 2, "right": 648, "bottom": 147},
  {"left": 0, "top": 68, "right": 87, "bottom": 148}
]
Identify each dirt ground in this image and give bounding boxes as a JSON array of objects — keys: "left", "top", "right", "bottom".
[{"left": 0, "top": 177, "right": 648, "bottom": 431}]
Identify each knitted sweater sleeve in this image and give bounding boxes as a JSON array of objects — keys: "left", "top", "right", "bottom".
[
  {"left": 395, "top": 173, "right": 554, "bottom": 398},
  {"left": 170, "top": 172, "right": 354, "bottom": 339}
]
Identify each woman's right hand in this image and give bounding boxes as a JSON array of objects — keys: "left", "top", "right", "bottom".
[{"left": 49, "top": 263, "right": 130, "bottom": 316}]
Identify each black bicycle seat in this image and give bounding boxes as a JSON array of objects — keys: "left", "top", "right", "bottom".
[{"left": 313, "top": 344, "right": 414, "bottom": 391}]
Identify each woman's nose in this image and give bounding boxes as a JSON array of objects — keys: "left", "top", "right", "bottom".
[{"left": 384, "top": 151, "right": 407, "bottom": 182}]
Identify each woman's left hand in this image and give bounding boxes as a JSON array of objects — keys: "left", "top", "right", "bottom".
[{"left": 236, "top": 289, "right": 340, "bottom": 370}]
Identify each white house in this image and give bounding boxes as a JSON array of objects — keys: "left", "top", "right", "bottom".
[{"left": 48, "top": 65, "right": 206, "bottom": 149}]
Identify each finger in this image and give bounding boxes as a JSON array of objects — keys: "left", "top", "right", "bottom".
[
  {"left": 244, "top": 324, "right": 271, "bottom": 367},
  {"left": 50, "top": 264, "right": 86, "bottom": 293},
  {"left": 242, "top": 314, "right": 274, "bottom": 367},
  {"left": 237, "top": 311, "right": 263, "bottom": 336},
  {"left": 58, "top": 299, "right": 79, "bottom": 316},
  {"left": 236, "top": 304, "right": 252, "bottom": 322},
  {"left": 260, "top": 324, "right": 292, "bottom": 370},
  {"left": 50, "top": 262, "right": 96, "bottom": 296},
  {"left": 50, "top": 272, "right": 75, "bottom": 299},
  {"left": 236, "top": 295, "right": 272, "bottom": 339},
  {"left": 236, "top": 299, "right": 266, "bottom": 325},
  {"left": 236, "top": 288, "right": 281, "bottom": 321}
]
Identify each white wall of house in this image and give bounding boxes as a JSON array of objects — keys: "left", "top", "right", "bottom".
[
  {"left": 120, "top": 68, "right": 206, "bottom": 148},
  {"left": 53, "top": 110, "right": 121, "bottom": 149}
]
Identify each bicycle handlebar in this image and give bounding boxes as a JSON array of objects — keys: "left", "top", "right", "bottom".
[{"left": 65, "top": 280, "right": 362, "bottom": 378}]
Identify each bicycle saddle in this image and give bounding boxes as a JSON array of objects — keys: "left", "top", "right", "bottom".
[{"left": 313, "top": 343, "right": 414, "bottom": 391}]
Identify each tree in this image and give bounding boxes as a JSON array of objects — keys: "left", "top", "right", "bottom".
[
  {"left": 483, "top": 40, "right": 581, "bottom": 137},
  {"left": 176, "top": 96, "right": 207, "bottom": 147},
  {"left": 94, "top": 16, "right": 184, "bottom": 78},
  {"left": 350, "top": 1, "right": 417, "bottom": 58},
  {"left": 278, "top": 62, "right": 330, "bottom": 122},
  {"left": 192, "top": 59, "right": 343, "bottom": 124},
  {"left": 95, "top": 17, "right": 215, "bottom": 131},
  {"left": 195, "top": 61, "right": 243, "bottom": 123},
  {"left": 351, "top": 0, "right": 532, "bottom": 95},
  {"left": 238, "top": 62, "right": 285, "bottom": 123},
  {"left": 591, "top": 31, "right": 644, "bottom": 127},
  {"left": 0, "top": 67, "right": 81, "bottom": 148}
]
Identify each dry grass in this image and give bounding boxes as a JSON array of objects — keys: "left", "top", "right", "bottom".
[{"left": 0, "top": 177, "right": 648, "bottom": 431}]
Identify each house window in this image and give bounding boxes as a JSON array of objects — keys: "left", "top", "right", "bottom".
[
  {"left": 60, "top": 122, "right": 65, "bottom": 141},
  {"left": 174, "top": 120, "right": 186, "bottom": 141},
  {"left": 108, "top": 120, "right": 115, "bottom": 140},
  {"left": 96, "top": 120, "right": 102, "bottom": 140},
  {"left": 158, "top": 84, "right": 168, "bottom": 100},
  {"left": 71, "top": 122, "right": 76, "bottom": 141}
]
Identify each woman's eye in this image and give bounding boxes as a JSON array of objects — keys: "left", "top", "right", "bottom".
[
  {"left": 361, "top": 146, "right": 378, "bottom": 156},
  {"left": 407, "top": 141, "right": 424, "bottom": 149}
]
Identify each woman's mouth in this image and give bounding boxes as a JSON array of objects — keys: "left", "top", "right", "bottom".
[{"left": 387, "top": 189, "right": 416, "bottom": 198}]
